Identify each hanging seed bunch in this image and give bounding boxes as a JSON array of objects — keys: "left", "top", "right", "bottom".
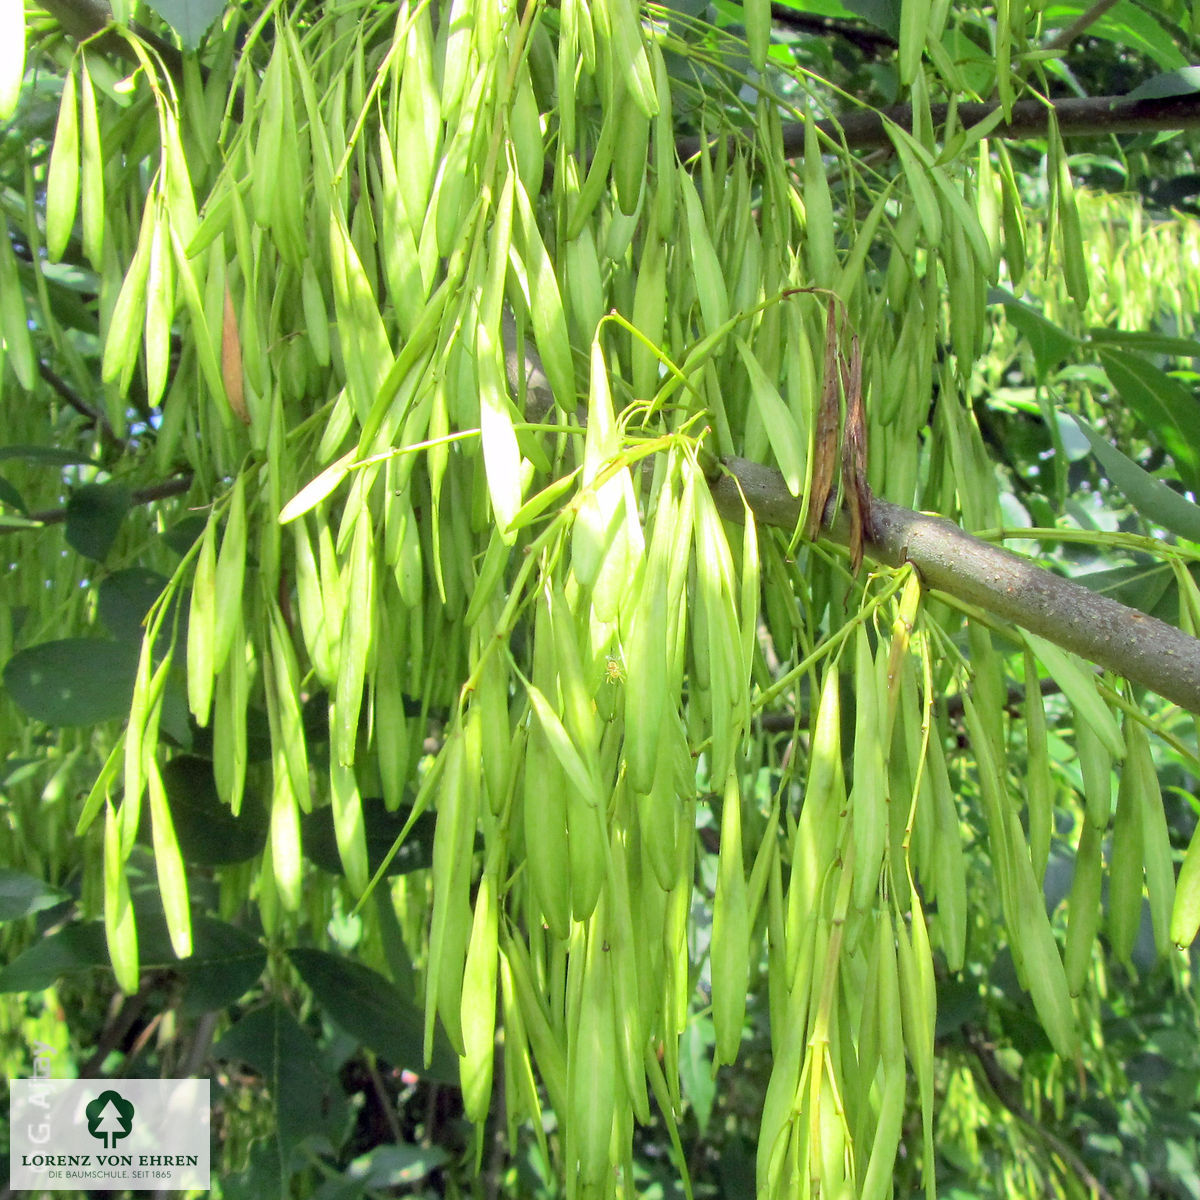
[{"left": 16, "top": 1, "right": 1200, "bottom": 1197}]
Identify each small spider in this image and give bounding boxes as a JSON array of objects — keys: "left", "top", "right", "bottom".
[{"left": 604, "top": 655, "right": 626, "bottom": 684}]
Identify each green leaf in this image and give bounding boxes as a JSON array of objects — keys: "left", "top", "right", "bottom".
[
  {"left": 678, "top": 1015, "right": 717, "bottom": 1133},
  {"left": 3, "top": 638, "right": 139, "bottom": 725},
  {"left": 841, "top": 0, "right": 901, "bottom": 37},
  {"left": 148, "top": 755, "right": 267, "bottom": 865},
  {"left": 289, "top": 947, "right": 459, "bottom": 1085},
  {"left": 0, "top": 921, "right": 109, "bottom": 991},
  {"left": 0, "top": 911, "right": 267, "bottom": 993},
  {"left": 177, "top": 918, "right": 267, "bottom": 1014},
  {"left": 0, "top": 870, "right": 69, "bottom": 922},
  {"left": 0, "top": 445, "right": 101, "bottom": 467},
  {"left": 990, "top": 289, "right": 1078, "bottom": 376},
  {"left": 162, "top": 514, "right": 207, "bottom": 556},
  {"left": 211, "top": 1141, "right": 284, "bottom": 1200},
  {"left": 141, "top": 0, "right": 225, "bottom": 48},
  {"left": 1042, "top": 2, "right": 1185, "bottom": 70},
  {"left": 1125, "top": 66, "right": 1200, "bottom": 102},
  {"left": 1088, "top": 328, "right": 1200, "bottom": 358},
  {"left": 335, "top": 1145, "right": 451, "bottom": 1192},
  {"left": 213, "top": 1001, "right": 348, "bottom": 1155},
  {"left": 1071, "top": 415, "right": 1200, "bottom": 544},
  {"left": 1070, "top": 562, "right": 1173, "bottom": 617},
  {"left": 1099, "top": 347, "right": 1200, "bottom": 493},
  {"left": 301, "top": 798, "right": 436, "bottom": 877},
  {"left": 0, "top": 473, "right": 26, "bottom": 512},
  {"left": 98, "top": 568, "right": 169, "bottom": 640},
  {"left": 65, "top": 482, "right": 131, "bottom": 561}
]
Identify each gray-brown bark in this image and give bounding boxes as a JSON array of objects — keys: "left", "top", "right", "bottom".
[
  {"left": 677, "top": 94, "right": 1200, "bottom": 164},
  {"left": 710, "top": 456, "right": 1200, "bottom": 716}
]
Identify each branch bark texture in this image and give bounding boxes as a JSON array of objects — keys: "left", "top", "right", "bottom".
[
  {"left": 677, "top": 93, "right": 1200, "bottom": 164},
  {"left": 710, "top": 456, "right": 1200, "bottom": 716}
]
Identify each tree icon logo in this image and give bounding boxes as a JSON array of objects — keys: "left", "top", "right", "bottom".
[{"left": 85, "top": 1090, "right": 135, "bottom": 1149}]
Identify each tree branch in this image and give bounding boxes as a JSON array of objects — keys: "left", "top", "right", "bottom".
[
  {"left": 1042, "top": 0, "right": 1123, "bottom": 53},
  {"left": 38, "top": 360, "right": 117, "bottom": 440},
  {"left": 37, "top": 0, "right": 185, "bottom": 79},
  {"left": 709, "top": 456, "right": 1200, "bottom": 716},
  {"left": 1, "top": 473, "right": 194, "bottom": 532},
  {"left": 767, "top": 4, "right": 898, "bottom": 53},
  {"left": 677, "top": 92, "right": 1200, "bottom": 163}
]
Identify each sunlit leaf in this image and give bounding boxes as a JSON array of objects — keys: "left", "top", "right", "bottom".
[
  {"left": 1099, "top": 347, "right": 1200, "bottom": 493},
  {"left": 1071, "top": 415, "right": 1200, "bottom": 544},
  {"left": 990, "top": 289, "right": 1078, "bottom": 376}
]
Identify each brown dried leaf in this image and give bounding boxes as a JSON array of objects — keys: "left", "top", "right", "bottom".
[
  {"left": 841, "top": 333, "right": 872, "bottom": 575},
  {"left": 221, "top": 283, "right": 249, "bottom": 425},
  {"left": 805, "top": 299, "right": 841, "bottom": 541}
]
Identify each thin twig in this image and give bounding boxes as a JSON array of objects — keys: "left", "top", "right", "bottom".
[
  {"left": 364, "top": 1054, "right": 405, "bottom": 1144},
  {"left": 38, "top": 360, "right": 118, "bottom": 440},
  {"left": 120, "top": 1008, "right": 165, "bottom": 1066},
  {"left": 1043, "top": 0, "right": 1124, "bottom": 53},
  {"left": 178, "top": 1010, "right": 219, "bottom": 1078},
  {"left": 78, "top": 976, "right": 160, "bottom": 1077},
  {"left": 768, "top": 3, "right": 897, "bottom": 53},
  {"left": 1, "top": 473, "right": 195, "bottom": 532},
  {"left": 965, "top": 1027, "right": 1116, "bottom": 1200}
]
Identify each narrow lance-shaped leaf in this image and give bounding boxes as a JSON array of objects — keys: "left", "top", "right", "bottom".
[
  {"left": 104, "top": 800, "right": 139, "bottom": 995},
  {"left": 102, "top": 190, "right": 155, "bottom": 393},
  {"left": 146, "top": 761, "right": 192, "bottom": 958},
  {"left": 735, "top": 336, "right": 804, "bottom": 497},
  {"left": 1071, "top": 414, "right": 1200, "bottom": 543},
  {"left": 0, "top": 0, "right": 25, "bottom": 119},
  {"left": 78, "top": 56, "right": 105, "bottom": 268},
  {"left": 477, "top": 325, "right": 524, "bottom": 539},
  {"left": 0, "top": 213, "right": 36, "bottom": 389},
  {"left": 45, "top": 62, "right": 79, "bottom": 263}
]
